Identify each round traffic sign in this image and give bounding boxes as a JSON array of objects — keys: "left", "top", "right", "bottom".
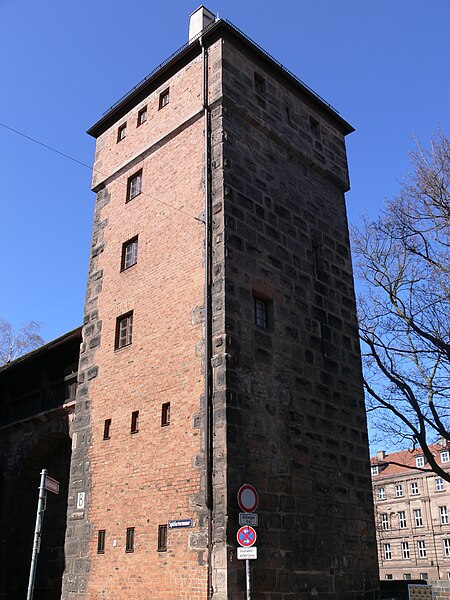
[
  {"left": 237, "top": 484, "right": 259, "bottom": 513},
  {"left": 237, "top": 526, "right": 257, "bottom": 547}
]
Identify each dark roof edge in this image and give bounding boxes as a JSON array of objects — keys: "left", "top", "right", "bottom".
[
  {"left": 87, "top": 19, "right": 353, "bottom": 139},
  {"left": 0, "top": 326, "right": 82, "bottom": 374}
]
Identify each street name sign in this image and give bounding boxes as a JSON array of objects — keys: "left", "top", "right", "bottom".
[
  {"left": 45, "top": 476, "right": 59, "bottom": 495},
  {"left": 237, "top": 547, "right": 257, "bottom": 560},
  {"left": 239, "top": 512, "right": 258, "bottom": 526},
  {"left": 168, "top": 519, "right": 193, "bottom": 529}
]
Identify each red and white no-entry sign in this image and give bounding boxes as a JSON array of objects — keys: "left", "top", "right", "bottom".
[{"left": 237, "top": 484, "right": 259, "bottom": 513}]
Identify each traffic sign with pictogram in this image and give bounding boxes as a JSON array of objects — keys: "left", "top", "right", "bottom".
[
  {"left": 237, "top": 484, "right": 259, "bottom": 513},
  {"left": 237, "top": 526, "right": 257, "bottom": 547}
]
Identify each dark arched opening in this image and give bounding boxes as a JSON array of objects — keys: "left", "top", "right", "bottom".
[{"left": 5, "top": 432, "right": 71, "bottom": 600}]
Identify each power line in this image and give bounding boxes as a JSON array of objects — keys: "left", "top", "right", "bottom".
[{"left": 0, "top": 121, "right": 204, "bottom": 224}]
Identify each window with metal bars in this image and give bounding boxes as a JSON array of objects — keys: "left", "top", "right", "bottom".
[
  {"left": 115, "top": 312, "right": 133, "bottom": 349},
  {"left": 131, "top": 410, "right": 139, "bottom": 434},
  {"left": 103, "top": 419, "right": 111, "bottom": 440},
  {"left": 97, "top": 530, "right": 106, "bottom": 554},
  {"left": 158, "top": 524, "right": 167, "bottom": 552},
  {"left": 161, "top": 402, "right": 170, "bottom": 427},
  {"left": 126, "top": 527, "right": 135, "bottom": 552}
]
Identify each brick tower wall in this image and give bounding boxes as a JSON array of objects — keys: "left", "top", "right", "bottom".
[{"left": 62, "top": 40, "right": 223, "bottom": 600}]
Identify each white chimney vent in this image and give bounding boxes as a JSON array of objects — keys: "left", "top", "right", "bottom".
[{"left": 189, "top": 6, "right": 215, "bottom": 42}]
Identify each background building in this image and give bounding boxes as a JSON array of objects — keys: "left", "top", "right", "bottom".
[{"left": 372, "top": 444, "right": 450, "bottom": 582}]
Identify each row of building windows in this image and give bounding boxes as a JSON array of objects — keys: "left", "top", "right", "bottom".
[
  {"left": 117, "top": 89, "right": 169, "bottom": 142},
  {"left": 103, "top": 404, "right": 170, "bottom": 439},
  {"left": 97, "top": 525, "right": 168, "bottom": 554},
  {"left": 377, "top": 478, "right": 445, "bottom": 500},
  {"left": 380, "top": 506, "right": 449, "bottom": 530},
  {"left": 383, "top": 539, "right": 450, "bottom": 561},
  {"left": 385, "top": 573, "right": 432, "bottom": 581}
]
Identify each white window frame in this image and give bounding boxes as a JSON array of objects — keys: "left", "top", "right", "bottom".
[
  {"left": 384, "top": 543, "right": 392, "bottom": 560},
  {"left": 443, "top": 539, "right": 450, "bottom": 558},
  {"left": 440, "top": 506, "right": 449, "bottom": 525},
  {"left": 441, "top": 451, "right": 450, "bottom": 463},
  {"left": 371, "top": 465, "right": 379, "bottom": 476},
  {"left": 414, "top": 508, "right": 423, "bottom": 527},
  {"left": 395, "top": 484, "right": 403, "bottom": 497},
  {"left": 417, "top": 540, "right": 427, "bottom": 559},
  {"left": 416, "top": 456, "right": 425, "bottom": 467},
  {"left": 381, "top": 513, "right": 389, "bottom": 530},
  {"left": 401, "top": 541, "right": 410, "bottom": 559},
  {"left": 411, "top": 481, "right": 420, "bottom": 495},
  {"left": 398, "top": 511, "right": 407, "bottom": 529},
  {"left": 378, "top": 487, "right": 386, "bottom": 500},
  {"left": 436, "top": 478, "right": 445, "bottom": 492}
]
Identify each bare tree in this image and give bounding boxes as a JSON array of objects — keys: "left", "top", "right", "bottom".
[
  {"left": 0, "top": 318, "right": 44, "bottom": 366},
  {"left": 352, "top": 131, "right": 450, "bottom": 481}
]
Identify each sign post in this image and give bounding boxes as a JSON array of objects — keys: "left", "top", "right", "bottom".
[
  {"left": 237, "top": 485, "right": 259, "bottom": 600},
  {"left": 27, "top": 469, "right": 59, "bottom": 600}
]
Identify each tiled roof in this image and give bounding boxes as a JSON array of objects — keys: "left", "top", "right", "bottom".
[{"left": 371, "top": 444, "right": 450, "bottom": 479}]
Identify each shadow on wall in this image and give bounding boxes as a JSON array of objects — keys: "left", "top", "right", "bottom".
[{"left": 2, "top": 432, "right": 72, "bottom": 600}]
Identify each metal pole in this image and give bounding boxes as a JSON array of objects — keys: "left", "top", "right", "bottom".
[
  {"left": 27, "top": 469, "right": 47, "bottom": 600},
  {"left": 246, "top": 559, "right": 251, "bottom": 600}
]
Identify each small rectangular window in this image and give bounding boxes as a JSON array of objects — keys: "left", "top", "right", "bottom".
[
  {"left": 395, "top": 484, "right": 403, "bottom": 497},
  {"left": 411, "top": 481, "right": 420, "bottom": 495},
  {"left": 161, "top": 402, "right": 170, "bottom": 427},
  {"left": 254, "top": 72, "right": 265, "bottom": 95},
  {"left": 117, "top": 123, "right": 126, "bottom": 142},
  {"left": 126, "top": 527, "right": 135, "bottom": 552},
  {"left": 121, "top": 236, "right": 138, "bottom": 271},
  {"left": 137, "top": 106, "right": 147, "bottom": 126},
  {"left": 404, "top": 574, "right": 411, "bottom": 580},
  {"left": 416, "top": 456, "right": 425, "bottom": 467},
  {"left": 103, "top": 419, "right": 111, "bottom": 440},
  {"left": 381, "top": 514, "right": 389, "bottom": 530},
  {"left": 440, "top": 506, "right": 449, "bottom": 525},
  {"left": 436, "top": 477, "right": 445, "bottom": 491},
  {"left": 115, "top": 311, "right": 133, "bottom": 349},
  {"left": 254, "top": 296, "right": 270, "bottom": 328},
  {"left": 401, "top": 541, "right": 410, "bottom": 559},
  {"left": 131, "top": 410, "right": 139, "bottom": 434},
  {"left": 309, "top": 116, "right": 320, "bottom": 136},
  {"left": 378, "top": 487, "right": 386, "bottom": 500},
  {"left": 384, "top": 543, "right": 392, "bottom": 560},
  {"left": 127, "top": 170, "right": 142, "bottom": 202},
  {"left": 441, "top": 451, "right": 450, "bottom": 463},
  {"left": 312, "top": 241, "right": 323, "bottom": 276},
  {"left": 444, "top": 539, "right": 450, "bottom": 558},
  {"left": 398, "top": 511, "right": 407, "bottom": 529},
  {"left": 97, "top": 529, "right": 106, "bottom": 554},
  {"left": 158, "top": 524, "right": 167, "bottom": 552},
  {"left": 159, "top": 88, "right": 169, "bottom": 109},
  {"left": 420, "top": 573, "right": 428, "bottom": 581},
  {"left": 371, "top": 465, "right": 379, "bottom": 476},
  {"left": 417, "top": 540, "right": 426, "bottom": 558},
  {"left": 385, "top": 574, "right": 393, "bottom": 580}
]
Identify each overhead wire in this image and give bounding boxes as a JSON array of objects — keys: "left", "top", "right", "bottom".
[{"left": 0, "top": 120, "right": 205, "bottom": 224}]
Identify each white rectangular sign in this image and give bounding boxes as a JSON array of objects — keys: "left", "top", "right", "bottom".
[
  {"left": 239, "top": 512, "right": 258, "bottom": 526},
  {"left": 237, "top": 547, "right": 257, "bottom": 560},
  {"left": 168, "top": 519, "right": 193, "bottom": 529}
]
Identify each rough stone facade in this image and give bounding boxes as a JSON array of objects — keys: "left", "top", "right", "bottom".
[
  {"left": 0, "top": 329, "right": 81, "bottom": 600},
  {"left": 62, "top": 15, "right": 378, "bottom": 600}
]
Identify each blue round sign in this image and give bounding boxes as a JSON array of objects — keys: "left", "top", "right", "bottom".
[{"left": 237, "top": 526, "right": 257, "bottom": 547}]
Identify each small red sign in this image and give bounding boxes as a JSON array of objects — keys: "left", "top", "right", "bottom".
[
  {"left": 237, "top": 484, "right": 259, "bottom": 513},
  {"left": 237, "top": 526, "right": 257, "bottom": 547}
]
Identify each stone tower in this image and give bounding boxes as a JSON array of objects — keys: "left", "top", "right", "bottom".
[{"left": 62, "top": 7, "right": 378, "bottom": 599}]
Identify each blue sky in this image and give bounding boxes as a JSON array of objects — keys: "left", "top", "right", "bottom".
[{"left": 1, "top": 0, "right": 449, "bottom": 343}]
